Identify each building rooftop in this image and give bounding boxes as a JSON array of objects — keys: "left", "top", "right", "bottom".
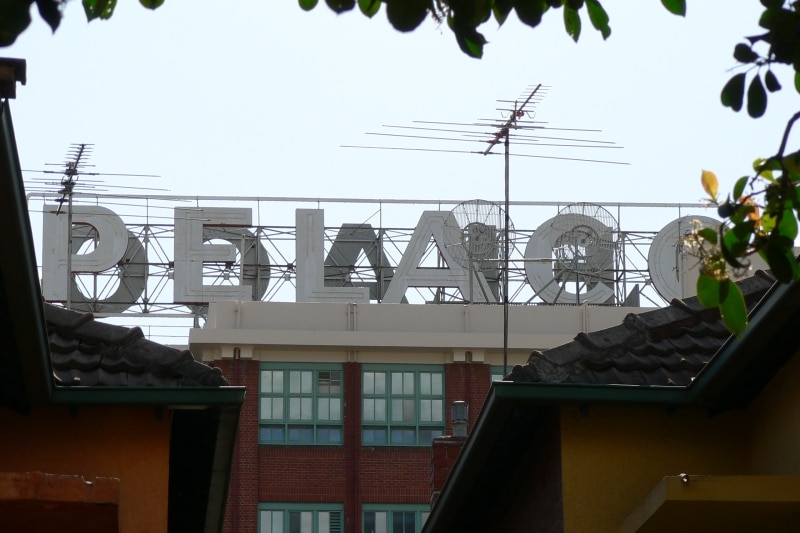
[
  {"left": 507, "top": 271, "right": 776, "bottom": 387},
  {"left": 45, "top": 304, "right": 227, "bottom": 388}
]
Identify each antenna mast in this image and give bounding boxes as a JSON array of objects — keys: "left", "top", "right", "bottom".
[
  {"left": 59, "top": 143, "right": 93, "bottom": 311},
  {"left": 483, "top": 84, "right": 542, "bottom": 376}
]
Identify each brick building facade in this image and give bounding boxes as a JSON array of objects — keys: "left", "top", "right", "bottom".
[{"left": 190, "top": 300, "right": 636, "bottom": 533}]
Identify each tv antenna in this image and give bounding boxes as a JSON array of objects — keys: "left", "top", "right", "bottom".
[
  {"left": 24, "top": 143, "right": 161, "bottom": 311},
  {"left": 344, "top": 83, "right": 628, "bottom": 373},
  {"left": 443, "top": 199, "right": 510, "bottom": 304}
]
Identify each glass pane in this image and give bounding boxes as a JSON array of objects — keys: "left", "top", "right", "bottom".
[
  {"left": 289, "top": 511, "right": 300, "bottom": 533},
  {"left": 330, "top": 398, "right": 341, "bottom": 421},
  {"left": 391, "top": 428, "right": 415, "bottom": 444},
  {"left": 290, "top": 371, "right": 301, "bottom": 393},
  {"left": 393, "top": 511, "right": 414, "bottom": 533},
  {"left": 391, "top": 399, "right": 402, "bottom": 422},
  {"left": 288, "top": 426, "right": 314, "bottom": 442},
  {"left": 392, "top": 372, "right": 402, "bottom": 395},
  {"left": 363, "top": 398, "right": 375, "bottom": 421},
  {"left": 431, "top": 373, "right": 442, "bottom": 395},
  {"left": 431, "top": 399, "right": 443, "bottom": 422},
  {"left": 420, "top": 399, "right": 431, "bottom": 422},
  {"left": 301, "top": 371, "right": 312, "bottom": 394},
  {"left": 364, "top": 511, "right": 387, "bottom": 533},
  {"left": 420, "top": 372, "right": 431, "bottom": 395},
  {"left": 259, "top": 511, "right": 276, "bottom": 533},
  {"left": 404, "top": 399, "right": 414, "bottom": 421},
  {"left": 364, "top": 372, "right": 374, "bottom": 394},
  {"left": 290, "top": 397, "right": 300, "bottom": 420},
  {"left": 320, "top": 511, "right": 330, "bottom": 533},
  {"left": 318, "top": 427, "right": 342, "bottom": 444},
  {"left": 261, "top": 398, "right": 284, "bottom": 421},
  {"left": 272, "top": 398, "right": 284, "bottom": 419},
  {"left": 319, "top": 371, "right": 342, "bottom": 394},
  {"left": 420, "top": 428, "right": 443, "bottom": 445},
  {"left": 375, "top": 372, "right": 385, "bottom": 394},
  {"left": 301, "top": 397, "right": 312, "bottom": 420},
  {"left": 319, "top": 398, "right": 330, "bottom": 420},
  {"left": 403, "top": 372, "right": 414, "bottom": 394},
  {"left": 261, "top": 371, "right": 272, "bottom": 393},
  {"left": 375, "top": 399, "right": 386, "bottom": 421},
  {"left": 259, "top": 426, "right": 284, "bottom": 443},
  {"left": 362, "top": 427, "right": 386, "bottom": 444},
  {"left": 301, "top": 511, "right": 312, "bottom": 533}
]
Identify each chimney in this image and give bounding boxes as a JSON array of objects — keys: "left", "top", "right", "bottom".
[{"left": 430, "top": 401, "right": 469, "bottom": 507}]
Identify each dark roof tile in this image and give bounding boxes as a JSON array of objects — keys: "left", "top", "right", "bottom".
[
  {"left": 508, "top": 271, "right": 776, "bottom": 387},
  {"left": 44, "top": 304, "right": 227, "bottom": 388}
]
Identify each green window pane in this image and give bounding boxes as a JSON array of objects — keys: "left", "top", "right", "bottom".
[
  {"left": 290, "top": 370, "right": 312, "bottom": 394},
  {"left": 260, "top": 510, "right": 282, "bottom": 533},
  {"left": 391, "top": 372, "right": 414, "bottom": 395},
  {"left": 289, "top": 397, "right": 312, "bottom": 420},
  {"left": 318, "top": 398, "right": 341, "bottom": 421},
  {"left": 364, "top": 511, "right": 387, "bottom": 533},
  {"left": 431, "top": 373, "right": 442, "bottom": 395},
  {"left": 364, "top": 372, "right": 375, "bottom": 394},
  {"left": 261, "top": 370, "right": 284, "bottom": 394},
  {"left": 319, "top": 371, "right": 342, "bottom": 394},
  {"left": 261, "top": 397, "right": 284, "bottom": 421},
  {"left": 391, "top": 398, "right": 414, "bottom": 422},
  {"left": 393, "top": 511, "right": 414, "bottom": 533},
  {"left": 420, "top": 373, "right": 430, "bottom": 395},
  {"left": 289, "top": 510, "right": 312, "bottom": 533}
]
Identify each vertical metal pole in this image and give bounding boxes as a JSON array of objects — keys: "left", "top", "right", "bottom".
[
  {"left": 503, "top": 130, "right": 510, "bottom": 375},
  {"left": 66, "top": 190, "right": 73, "bottom": 310}
]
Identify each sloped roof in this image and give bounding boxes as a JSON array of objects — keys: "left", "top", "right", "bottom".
[
  {"left": 507, "top": 271, "right": 776, "bottom": 387},
  {"left": 45, "top": 304, "right": 227, "bottom": 388}
]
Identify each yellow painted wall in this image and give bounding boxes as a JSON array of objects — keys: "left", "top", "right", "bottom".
[
  {"left": 559, "top": 404, "right": 750, "bottom": 533},
  {"left": 746, "top": 349, "right": 800, "bottom": 475},
  {"left": 0, "top": 405, "right": 171, "bottom": 533}
]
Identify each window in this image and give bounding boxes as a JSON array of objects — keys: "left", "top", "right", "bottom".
[
  {"left": 260, "top": 363, "right": 343, "bottom": 445},
  {"left": 362, "top": 365, "right": 444, "bottom": 446},
  {"left": 491, "top": 365, "right": 507, "bottom": 382},
  {"left": 362, "top": 504, "right": 429, "bottom": 533},
  {"left": 260, "top": 503, "right": 343, "bottom": 533}
]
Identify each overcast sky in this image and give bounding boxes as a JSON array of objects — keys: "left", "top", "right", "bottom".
[{"left": 7, "top": 1, "right": 799, "bottom": 208}]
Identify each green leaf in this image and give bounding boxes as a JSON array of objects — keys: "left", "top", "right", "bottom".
[
  {"left": 84, "top": 0, "right": 117, "bottom": 21},
  {"left": 777, "top": 207, "right": 798, "bottom": 240},
  {"left": 326, "top": 0, "right": 356, "bottom": 14},
  {"left": 139, "top": 0, "right": 164, "bottom": 9},
  {"left": 301, "top": 0, "right": 320, "bottom": 11},
  {"left": 722, "top": 220, "right": 755, "bottom": 259},
  {"left": 514, "top": 0, "right": 549, "bottom": 29},
  {"left": 733, "top": 43, "right": 759, "bottom": 63},
  {"left": 660, "top": 0, "right": 686, "bottom": 16},
  {"left": 696, "top": 274, "right": 721, "bottom": 308},
  {"left": 449, "top": 16, "right": 487, "bottom": 59},
  {"left": 386, "top": 0, "right": 426, "bottom": 30},
  {"left": 764, "top": 239, "right": 800, "bottom": 282},
  {"left": 585, "top": 0, "right": 610, "bottom": 39},
  {"left": 0, "top": 0, "right": 31, "bottom": 46},
  {"left": 795, "top": 71, "right": 800, "bottom": 95},
  {"left": 698, "top": 227, "right": 718, "bottom": 245},
  {"left": 733, "top": 176, "right": 748, "bottom": 199},
  {"left": 764, "top": 70, "right": 782, "bottom": 92},
  {"left": 721, "top": 73, "right": 746, "bottom": 112},
  {"left": 493, "top": 0, "right": 514, "bottom": 26},
  {"left": 719, "top": 279, "right": 748, "bottom": 334},
  {"left": 747, "top": 74, "right": 767, "bottom": 118},
  {"left": 36, "top": 0, "right": 62, "bottom": 32},
  {"left": 563, "top": 6, "right": 581, "bottom": 42}
]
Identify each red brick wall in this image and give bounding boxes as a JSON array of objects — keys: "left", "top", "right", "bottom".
[{"left": 214, "top": 358, "right": 491, "bottom": 533}]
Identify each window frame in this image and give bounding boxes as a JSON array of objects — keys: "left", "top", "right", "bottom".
[
  {"left": 259, "top": 502, "right": 344, "bottom": 533},
  {"left": 361, "top": 503, "right": 430, "bottom": 533},
  {"left": 259, "top": 362, "right": 344, "bottom": 446},
  {"left": 361, "top": 364, "right": 444, "bottom": 447}
]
